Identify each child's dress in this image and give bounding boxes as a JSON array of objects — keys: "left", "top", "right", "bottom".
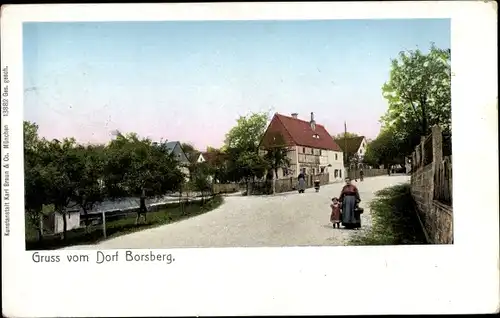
[{"left": 330, "top": 203, "right": 341, "bottom": 223}]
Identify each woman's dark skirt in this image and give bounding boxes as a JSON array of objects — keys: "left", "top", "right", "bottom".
[{"left": 341, "top": 194, "right": 361, "bottom": 229}]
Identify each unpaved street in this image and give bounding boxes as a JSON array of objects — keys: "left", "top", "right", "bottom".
[{"left": 63, "top": 175, "right": 410, "bottom": 250}]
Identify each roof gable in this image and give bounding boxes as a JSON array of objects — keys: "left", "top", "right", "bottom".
[
  {"left": 262, "top": 113, "right": 341, "bottom": 151},
  {"left": 335, "top": 136, "right": 366, "bottom": 153},
  {"left": 165, "top": 141, "right": 189, "bottom": 163}
]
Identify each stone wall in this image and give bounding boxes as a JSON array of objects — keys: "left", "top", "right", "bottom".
[{"left": 410, "top": 125, "right": 453, "bottom": 244}]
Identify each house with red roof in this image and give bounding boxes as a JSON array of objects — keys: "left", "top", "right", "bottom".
[
  {"left": 335, "top": 135, "right": 369, "bottom": 166},
  {"left": 260, "top": 112, "right": 345, "bottom": 182}
]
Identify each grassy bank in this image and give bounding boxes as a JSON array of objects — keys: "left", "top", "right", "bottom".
[
  {"left": 26, "top": 195, "right": 224, "bottom": 250},
  {"left": 350, "top": 184, "right": 427, "bottom": 245}
]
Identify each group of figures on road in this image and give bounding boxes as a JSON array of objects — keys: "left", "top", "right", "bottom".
[
  {"left": 330, "top": 177, "right": 363, "bottom": 230},
  {"left": 296, "top": 172, "right": 363, "bottom": 230}
]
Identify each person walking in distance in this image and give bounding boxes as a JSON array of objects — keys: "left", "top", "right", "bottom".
[
  {"left": 297, "top": 170, "right": 306, "bottom": 193},
  {"left": 136, "top": 189, "right": 148, "bottom": 225}
]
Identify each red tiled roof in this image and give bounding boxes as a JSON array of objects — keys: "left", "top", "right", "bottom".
[
  {"left": 261, "top": 113, "right": 342, "bottom": 151},
  {"left": 200, "top": 151, "right": 227, "bottom": 165},
  {"left": 335, "top": 136, "right": 366, "bottom": 153},
  {"left": 200, "top": 151, "right": 215, "bottom": 163}
]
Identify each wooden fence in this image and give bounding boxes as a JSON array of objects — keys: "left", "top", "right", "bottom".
[
  {"left": 434, "top": 156, "right": 453, "bottom": 205},
  {"left": 347, "top": 168, "right": 388, "bottom": 180},
  {"left": 410, "top": 125, "right": 453, "bottom": 244},
  {"left": 250, "top": 173, "right": 330, "bottom": 195},
  {"left": 212, "top": 183, "right": 240, "bottom": 194}
]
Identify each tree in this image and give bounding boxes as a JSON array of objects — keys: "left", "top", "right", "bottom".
[
  {"left": 204, "top": 149, "right": 230, "bottom": 184},
  {"left": 363, "top": 128, "right": 403, "bottom": 171},
  {"left": 223, "top": 112, "right": 271, "bottom": 189},
  {"left": 262, "top": 133, "right": 291, "bottom": 194},
  {"left": 190, "top": 162, "right": 212, "bottom": 205},
  {"left": 206, "top": 146, "right": 218, "bottom": 153},
  {"left": 334, "top": 132, "right": 359, "bottom": 139},
  {"left": 24, "top": 121, "right": 49, "bottom": 241},
  {"left": 224, "top": 112, "right": 269, "bottom": 151},
  {"left": 362, "top": 143, "right": 379, "bottom": 168},
  {"left": 103, "top": 132, "right": 185, "bottom": 222},
  {"left": 229, "top": 148, "right": 267, "bottom": 194},
  {"left": 381, "top": 43, "right": 451, "bottom": 156},
  {"left": 40, "top": 138, "right": 82, "bottom": 240},
  {"left": 71, "top": 144, "right": 107, "bottom": 232}
]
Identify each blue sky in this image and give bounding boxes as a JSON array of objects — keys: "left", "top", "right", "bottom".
[{"left": 23, "top": 19, "right": 450, "bottom": 150}]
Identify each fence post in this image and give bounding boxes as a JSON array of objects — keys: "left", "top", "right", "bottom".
[
  {"left": 102, "top": 210, "right": 107, "bottom": 239},
  {"left": 431, "top": 125, "right": 443, "bottom": 167},
  {"left": 420, "top": 136, "right": 426, "bottom": 167},
  {"left": 431, "top": 125, "right": 443, "bottom": 202}
]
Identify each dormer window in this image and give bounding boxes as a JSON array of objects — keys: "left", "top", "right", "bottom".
[{"left": 313, "top": 134, "right": 319, "bottom": 139}]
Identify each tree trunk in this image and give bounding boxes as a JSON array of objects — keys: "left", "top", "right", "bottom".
[
  {"left": 421, "top": 98, "right": 428, "bottom": 135},
  {"left": 245, "top": 178, "right": 249, "bottom": 195}
]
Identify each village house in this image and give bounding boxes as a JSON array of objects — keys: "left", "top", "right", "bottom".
[
  {"left": 165, "top": 141, "right": 190, "bottom": 180},
  {"left": 194, "top": 152, "right": 207, "bottom": 163},
  {"left": 192, "top": 151, "right": 217, "bottom": 182},
  {"left": 260, "top": 112, "right": 345, "bottom": 182},
  {"left": 335, "top": 135, "right": 368, "bottom": 167}
]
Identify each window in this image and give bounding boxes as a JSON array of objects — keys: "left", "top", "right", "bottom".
[
  {"left": 302, "top": 147, "right": 306, "bottom": 153},
  {"left": 335, "top": 153, "right": 338, "bottom": 160},
  {"left": 339, "top": 170, "right": 342, "bottom": 178},
  {"left": 313, "top": 134, "right": 319, "bottom": 139},
  {"left": 334, "top": 169, "right": 338, "bottom": 178},
  {"left": 320, "top": 149, "right": 322, "bottom": 156},
  {"left": 312, "top": 168, "right": 315, "bottom": 175},
  {"left": 321, "top": 167, "right": 325, "bottom": 173},
  {"left": 283, "top": 168, "right": 288, "bottom": 177}
]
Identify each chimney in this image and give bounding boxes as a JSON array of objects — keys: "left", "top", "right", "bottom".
[
  {"left": 291, "top": 113, "right": 298, "bottom": 119},
  {"left": 310, "top": 112, "right": 316, "bottom": 130}
]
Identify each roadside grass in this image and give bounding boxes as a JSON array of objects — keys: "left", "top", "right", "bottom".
[
  {"left": 350, "top": 183, "right": 428, "bottom": 245},
  {"left": 26, "top": 195, "right": 224, "bottom": 250}
]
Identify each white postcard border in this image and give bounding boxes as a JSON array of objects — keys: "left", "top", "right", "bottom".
[{"left": 1, "top": 2, "right": 498, "bottom": 317}]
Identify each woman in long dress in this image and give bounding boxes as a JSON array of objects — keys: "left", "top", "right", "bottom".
[
  {"left": 339, "top": 177, "right": 361, "bottom": 229},
  {"left": 297, "top": 172, "right": 306, "bottom": 193}
]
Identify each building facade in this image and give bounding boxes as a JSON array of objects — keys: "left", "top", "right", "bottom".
[
  {"left": 260, "top": 112, "right": 345, "bottom": 183},
  {"left": 165, "top": 141, "right": 190, "bottom": 180}
]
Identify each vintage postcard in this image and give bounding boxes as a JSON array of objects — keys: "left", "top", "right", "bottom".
[{"left": 1, "top": 2, "right": 498, "bottom": 317}]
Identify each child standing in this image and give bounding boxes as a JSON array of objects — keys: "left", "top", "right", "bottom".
[{"left": 330, "top": 197, "right": 342, "bottom": 229}]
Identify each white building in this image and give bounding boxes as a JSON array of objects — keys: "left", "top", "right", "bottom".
[
  {"left": 48, "top": 210, "right": 81, "bottom": 234},
  {"left": 195, "top": 152, "right": 206, "bottom": 163},
  {"left": 260, "top": 112, "right": 345, "bottom": 182}
]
